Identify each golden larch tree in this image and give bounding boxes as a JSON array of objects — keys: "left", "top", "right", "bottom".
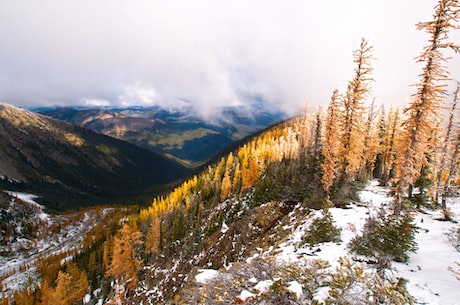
[
  {"left": 382, "top": 108, "right": 402, "bottom": 185},
  {"left": 359, "top": 99, "right": 380, "bottom": 180},
  {"left": 321, "top": 89, "right": 341, "bottom": 193},
  {"left": 337, "top": 38, "right": 374, "bottom": 181},
  {"left": 145, "top": 214, "right": 161, "bottom": 256},
  {"left": 106, "top": 223, "right": 143, "bottom": 291},
  {"left": 435, "top": 82, "right": 459, "bottom": 203},
  {"left": 220, "top": 167, "right": 232, "bottom": 200},
  {"left": 394, "top": 0, "right": 460, "bottom": 216}
]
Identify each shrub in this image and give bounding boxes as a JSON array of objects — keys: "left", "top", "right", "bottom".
[
  {"left": 447, "top": 226, "right": 460, "bottom": 252},
  {"left": 301, "top": 211, "right": 341, "bottom": 246},
  {"left": 348, "top": 210, "right": 418, "bottom": 263},
  {"left": 448, "top": 262, "right": 460, "bottom": 282},
  {"left": 325, "top": 257, "right": 413, "bottom": 305}
]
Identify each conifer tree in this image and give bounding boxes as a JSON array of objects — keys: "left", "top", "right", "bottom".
[
  {"left": 382, "top": 109, "right": 401, "bottom": 185},
  {"left": 373, "top": 106, "right": 387, "bottom": 179},
  {"left": 220, "top": 168, "right": 232, "bottom": 200},
  {"left": 311, "top": 110, "right": 323, "bottom": 160},
  {"left": 395, "top": 0, "right": 460, "bottom": 215},
  {"left": 232, "top": 162, "right": 242, "bottom": 193},
  {"left": 39, "top": 263, "right": 88, "bottom": 305},
  {"left": 106, "top": 223, "right": 143, "bottom": 291},
  {"left": 337, "top": 38, "right": 374, "bottom": 181},
  {"left": 359, "top": 99, "right": 380, "bottom": 180},
  {"left": 322, "top": 90, "right": 341, "bottom": 193},
  {"left": 441, "top": 126, "right": 460, "bottom": 210},
  {"left": 435, "top": 82, "right": 459, "bottom": 204},
  {"left": 145, "top": 215, "right": 161, "bottom": 256}
]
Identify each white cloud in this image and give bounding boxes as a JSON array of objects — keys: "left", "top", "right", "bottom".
[
  {"left": 83, "top": 99, "right": 111, "bottom": 107},
  {"left": 0, "top": 0, "right": 458, "bottom": 117}
]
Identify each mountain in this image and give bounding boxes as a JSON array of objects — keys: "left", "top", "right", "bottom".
[
  {"left": 0, "top": 103, "right": 189, "bottom": 210},
  {"left": 2, "top": 107, "right": 460, "bottom": 304},
  {"left": 37, "top": 105, "right": 285, "bottom": 167}
]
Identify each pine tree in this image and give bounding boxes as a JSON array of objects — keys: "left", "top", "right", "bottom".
[{"left": 394, "top": 0, "right": 460, "bottom": 216}]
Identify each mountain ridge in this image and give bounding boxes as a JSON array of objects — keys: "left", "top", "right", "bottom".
[
  {"left": 0, "top": 102, "right": 190, "bottom": 210},
  {"left": 37, "top": 105, "right": 285, "bottom": 167}
]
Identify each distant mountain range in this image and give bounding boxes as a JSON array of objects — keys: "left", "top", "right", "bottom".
[
  {"left": 37, "top": 105, "right": 285, "bottom": 167},
  {"left": 0, "top": 103, "right": 189, "bottom": 210}
]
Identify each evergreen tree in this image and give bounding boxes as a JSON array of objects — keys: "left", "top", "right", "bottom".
[
  {"left": 382, "top": 108, "right": 401, "bottom": 185},
  {"left": 322, "top": 90, "right": 341, "bottom": 193}
]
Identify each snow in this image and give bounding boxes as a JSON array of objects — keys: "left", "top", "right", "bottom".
[
  {"left": 0, "top": 199, "right": 121, "bottom": 299},
  {"left": 6, "top": 191, "right": 39, "bottom": 206},
  {"left": 193, "top": 180, "right": 460, "bottom": 304},
  {"left": 253, "top": 279, "right": 273, "bottom": 293},
  {"left": 394, "top": 210, "right": 460, "bottom": 305},
  {"left": 195, "top": 269, "right": 219, "bottom": 284},
  {"left": 287, "top": 280, "right": 303, "bottom": 299},
  {"left": 237, "top": 290, "right": 256, "bottom": 302},
  {"left": 221, "top": 221, "right": 229, "bottom": 233},
  {"left": 5, "top": 191, "right": 49, "bottom": 221}
]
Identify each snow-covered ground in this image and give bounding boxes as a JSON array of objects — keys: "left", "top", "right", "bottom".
[
  {"left": 0, "top": 192, "right": 119, "bottom": 298},
  {"left": 196, "top": 181, "right": 460, "bottom": 304}
]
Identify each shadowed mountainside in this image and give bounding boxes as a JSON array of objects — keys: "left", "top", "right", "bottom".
[{"left": 0, "top": 103, "right": 190, "bottom": 210}]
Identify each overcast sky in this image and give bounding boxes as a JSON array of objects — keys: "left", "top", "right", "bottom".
[{"left": 0, "top": 0, "right": 459, "bottom": 118}]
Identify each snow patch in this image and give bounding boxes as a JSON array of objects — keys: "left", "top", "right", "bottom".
[{"left": 195, "top": 269, "right": 219, "bottom": 284}]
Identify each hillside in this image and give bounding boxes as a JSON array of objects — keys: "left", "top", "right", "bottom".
[
  {"left": 37, "top": 106, "right": 285, "bottom": 166},
  {"left": 179, "top": 181, "right": 460, "bottom": 304},
  {"left": 2, "top": 108, "right": 460, "bottom": 303},
  {"left": 0, "top": 103, "right": 189, "bottom": 210},
  {"left": 0, "top": 191, "right": 130, "bottom": 298},
  {"left": 2, "top": 4, "right": 460, "bottom": 303}
]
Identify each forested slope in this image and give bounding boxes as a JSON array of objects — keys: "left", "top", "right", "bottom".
[{"left": 2, "top": 1, "right": 460, "bottom": 304}]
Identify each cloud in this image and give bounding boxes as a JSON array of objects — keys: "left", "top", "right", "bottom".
[{"left": 0, "top": 0, "right": 459, "bottom": 118}]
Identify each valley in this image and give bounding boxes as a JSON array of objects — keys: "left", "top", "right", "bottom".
[
  {"left": 38, "top": 106, "right": 285, "bottom": 167},
  {"left": 0, "top": 103, "right": 190, "bottom": 210},
  {"left": 1, "top": 1, "right": 460, "bottom": 304}
]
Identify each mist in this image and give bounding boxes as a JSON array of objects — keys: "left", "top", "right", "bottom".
[{"left": 0, "top": 0, "right": 459, "bottom": 119}]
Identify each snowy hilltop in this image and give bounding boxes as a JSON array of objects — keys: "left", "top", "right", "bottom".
[{"left": 184, "top": 180, "right": 460, "bottom": 305}]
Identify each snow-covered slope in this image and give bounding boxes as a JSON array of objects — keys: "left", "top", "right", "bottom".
[
  {"left": 0, "top": 191, "right": 125, "bottom": 298},
  {"left": 191, "top": 181, "right": 460, "bottom": 304}
]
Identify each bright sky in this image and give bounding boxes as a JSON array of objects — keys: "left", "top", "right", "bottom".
[{"left": 0, "top": 0, "right": 459, "bottom": 118}]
